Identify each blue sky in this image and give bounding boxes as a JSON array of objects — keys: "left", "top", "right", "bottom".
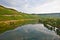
[{"left": 0, "top": 0, "right": 60, "bottom": 14}]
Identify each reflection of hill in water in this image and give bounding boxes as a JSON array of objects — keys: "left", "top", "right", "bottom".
[{"left": 0, "top": 24, "right": 60, "bottom": 40}]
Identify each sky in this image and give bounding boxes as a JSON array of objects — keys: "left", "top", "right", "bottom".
[{"left": 0, "top": 0, "right": 60, "bottom": 14}]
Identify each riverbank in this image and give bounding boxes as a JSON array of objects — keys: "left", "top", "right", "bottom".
[
  {"left": 0, "top": 19, "right": 37, "bottom": 34},
  {"left": 38, "top": 17, "right": 60, "bottom": 28}
]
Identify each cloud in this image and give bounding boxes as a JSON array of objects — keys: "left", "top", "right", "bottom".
[
  {"left": 0, "top": 0, "right": 60, "bottom": 14},
  {"left": 25, "top": 0, "right": 60, "bottom": 13},
  {"left": 0, "top": 0, "right": 28, "bottom": 11}
]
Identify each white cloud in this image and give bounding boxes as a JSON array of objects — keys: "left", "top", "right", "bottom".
[
  {"left": 0, "top": 0, "right": 60, "bottom": 14},
  {"left": 26, "top": 0, "right": 60, "bottom": 14}
]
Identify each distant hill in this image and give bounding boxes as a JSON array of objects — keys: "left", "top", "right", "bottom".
[{"left": 37, "top": 13, "right": 60, "bottom": 17}]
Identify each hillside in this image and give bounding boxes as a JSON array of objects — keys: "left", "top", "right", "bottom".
[
  {"left": 0, "top": 5, "right": 20, "bottom": 15},
  {"left": 0, "top": 5, "right": 36, "bottom": 21}
]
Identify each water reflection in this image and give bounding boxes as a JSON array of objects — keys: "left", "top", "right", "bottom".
[
  {"left": 0, "top": 24, "right": 60, "bottom": 40},
  {"left": 44, "top": 24, "right": 60, "bottom": 36}
]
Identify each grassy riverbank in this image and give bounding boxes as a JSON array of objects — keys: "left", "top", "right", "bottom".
[
  {"left": 38, "top": 15, "right": 60, "bottom": 29},
  {"left": 0, "top": 19, "right": 37, "bottom": 34}
]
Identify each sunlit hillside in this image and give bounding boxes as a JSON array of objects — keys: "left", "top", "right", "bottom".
[{"left": 0, "top": 5, "right": 36, "bottom": 21}]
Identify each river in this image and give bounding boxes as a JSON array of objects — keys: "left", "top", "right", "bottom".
[{"left": 0, "top": 24, "right": 60, "bottom": 40}]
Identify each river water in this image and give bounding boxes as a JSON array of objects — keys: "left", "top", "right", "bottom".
[{"left": 0, "top": 24, "right": 60, "bottom": 40}]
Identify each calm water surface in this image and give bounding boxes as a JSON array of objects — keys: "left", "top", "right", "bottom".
[{"left": 0, "top": 24, "right": 60, "bottom": 40}]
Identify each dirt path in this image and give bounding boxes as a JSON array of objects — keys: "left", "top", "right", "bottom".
[
  {"left": 2, "top": 15, "right": 22, "bottom": 16},
  {"left": 0, "top": 19, "right": 35, "bottom": 23}
]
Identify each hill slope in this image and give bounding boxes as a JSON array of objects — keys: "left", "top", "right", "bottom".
[
  {"left": 0, "top": 5, "right": 20, "bottom": 15},
  {"left": 0, "top": 5, "right": 36, "bottom": 21}
]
